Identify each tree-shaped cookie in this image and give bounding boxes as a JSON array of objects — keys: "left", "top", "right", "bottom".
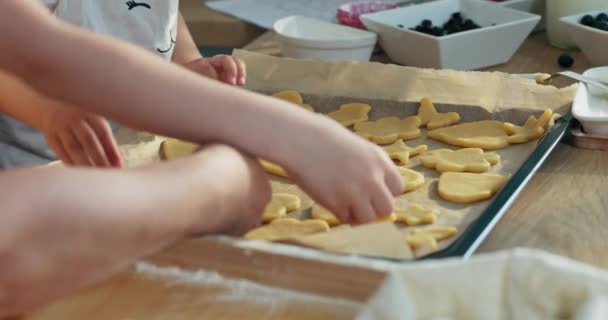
[
  {"left": 259, "top": 159, "right": 288, "bottom": 178},
  {"left": 420, "top": 148, "right": 500, "bottom": 173},
  {"left": 244, "top": 218, "right": 330, "bottom": 241},
  {"left": 395, "top": 204, "right": 439, "bottom": 226},
  {"left": 417, "top": 97, "right": 461, "bottom": 129},
  {"left": 263, "top": 193, "right": 301, "bottom": 222},
  {"left": 406, "top": 226, "right": 458, "bottom": 251},
  {"left": 438, "top": 172, "right": 507, "bottom": 203},
  {"left": 272, "top": 90, "right": 315, "bottom": 112},
  {"left": 160, "top": 138, "right": 199, "bottom": 160},
  {"left": 399, "top": 167, "right": 425, "bottom": 193},
  {"left": 273, "top": 90, "right": 303, "bottom": 105},
  {"left": 382, "top": 140, "right": 428, "bottom": 165},
  {"left": 504, "top": 109, "right": 553, "bottom": 144},
  {"left": 428, "top": 120, "right": 510, "bottom": 150},
  {"left": 327, "top": 103, "right": 371, "bottom": 127},
  {"left": 311, "top": 204, "right": 397, "bottom": 226},
  {"left": 355, "top": 116, "right": 422, "bottom": 145}
]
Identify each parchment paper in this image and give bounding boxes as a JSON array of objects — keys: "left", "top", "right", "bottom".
[{"left": 227, "top": 50, "right": 577, "bottom": 259}]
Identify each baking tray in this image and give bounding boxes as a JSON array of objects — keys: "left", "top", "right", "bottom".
[{"left": 425, "top": 112, "right": 573, "bottom": 260}]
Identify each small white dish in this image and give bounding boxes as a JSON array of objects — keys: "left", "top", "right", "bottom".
[
  {"left": 360, "top": 0, "right": 540, "bottom": 70},
  {"left": 273, "top": 16, "right": 377, "bottom": 62},
  {"left": 561, "top": 10, "right": 608, "bottom": 66},
  {"left": 572, "top": 67, "right": 608, "bottom": 137},
  {"left": 499, "top": 0, "right": 545, "bottom": 31}
]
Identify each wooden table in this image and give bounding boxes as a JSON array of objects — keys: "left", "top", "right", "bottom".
[{"left": 27, "top": 32, "right": 608, "bottom": 319}]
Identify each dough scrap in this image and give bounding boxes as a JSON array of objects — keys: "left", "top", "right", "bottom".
[
  {"left": 417, "top": 97, "right": 461, "bottom": 129},
  {"left": 327, "top": 103, "right": 372, "bottom": 127},
  {"left": 399, "top": 167, "right": 425, "bottom": 193},
  {"left": 160, "top": 138, "right": 198, "bottom": 160},
  {"left": 438, "top": 172, "right": 507, "bottom": 203},
  {"left": 301, "top": 104, "right": 315, "bottom": 112},
  {"left": 244, "top": 218, "right": 330, "bottom": 241},
  {"left": 382, "top": 140, "right": 428, "bottom": 165},
  {"left": 395, "top": 204, "right": 439, "bottom": 226},
  {"left": 311, "top": 204, "right": 397, "bottom": 226},
  {"left": 263, "top": 193, "right": 301, "bottom": 222},
  {"left": 420, "top": 148, "right": 500, "bottom": 173},
  {"left": 355, "top": 116, "right": 422, "bottom": 144},
  {"left": 406, "top": 226, "right": 458, "bottom": 251},
  {"left": 259, "top": 160, "right": 288, "bottom": 178},
  {"left": 272, "top": 90, "right": 303, "bottom": 105},
  {"left": 428, "top": 120, "right": 510, "bottom": 150},
  {"left": 504, "top": 109, "right": 553, "bottom": 144}
]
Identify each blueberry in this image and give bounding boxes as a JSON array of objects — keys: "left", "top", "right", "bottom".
[
  {"left": 451, "top": 12, "right": 462, "bottom": 21},
  {"left": 581, "top": 14, "right": 595, "bottom": 26},
  {"left": 422, "top": 19, "right": 432, "bottom": 28},
  {"left": 431, "top": 26, "right": 443, "bottom": 36},
  {"left": 597, "top": 13, "right": 608, "bottom": 21},
  {"left": 415, "top": 25, "right": 425, "bottom": 32},
  {"left": 558, "top": 53, "right": 574, "bottom": 68},
  {"left": 397, "top": 24, "right": 404, "bottom": 28},
  {"left": 597, "top": 21, "right": 608, "bottom": 31}
]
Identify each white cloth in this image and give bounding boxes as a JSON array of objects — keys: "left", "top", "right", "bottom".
[
  {"left": 0, "top": 0, "right": 179, "bottom": 168},
  {"left": 357, "top": 248, "right": 608, "bottom": 320}
]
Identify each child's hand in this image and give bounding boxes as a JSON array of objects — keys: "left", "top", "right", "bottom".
[
  {"left": 183, "top": 55, "right": 246, "bottom": 86},
  {"left": 283, "top": 117, "right": 404, "bottom": 225},
  {"left": 42, "top": 107, "right": 122, "bottom": 168}
]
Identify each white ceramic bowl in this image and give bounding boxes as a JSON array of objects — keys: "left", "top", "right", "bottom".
[
  {"left": 561, "top": 10, "right": 608, "bottom": 66},
  {"left": 499, "top": 0, "right": 545, "bottom": 31},
  {"left": 360, "top": 0, "right": 540, "bottom": 70},
  {"left": 572, "top": 67, "right": 608, "bottom": 137},
  {"left": 273, "top": 16, "right": 377, "bottom": 62}
]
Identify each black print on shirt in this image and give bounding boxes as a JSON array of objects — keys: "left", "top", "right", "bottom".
[
  {"left": 126, "top": 1, "right": 151, "bottom": 10},
  {"left": 157, "top": 31, "right": 176, "bottom": 54}
]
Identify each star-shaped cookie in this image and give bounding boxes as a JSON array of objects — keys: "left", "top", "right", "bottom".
[
  {"left": 417, "top": 97, "right": 461, "bottom": 129},
  {"left": 395, "top": 204, "right": 439, "bottom": 226},
  {"left": 438, "top": 172, "right": 507, "bottom": 203},
  {"left": 327, "top": 103, "right": 371, "bottom": 127},
  {"left": 504, "top": 109, "right": 553, "bottom": 144},
  {"left": 262, "top": 193, "right": 301, "bottom": 222},
  {"left": 382, "top": 140, "right": 428, "bottom": 165},
  {"left": 420, "top": 148, "right": 500, "bottom": 173},
  {"left": 428, "top": 120, "right": 510, "bottom": 150},
  {"left": 355, "top": 116, "right": 422, "bottom": 145}
]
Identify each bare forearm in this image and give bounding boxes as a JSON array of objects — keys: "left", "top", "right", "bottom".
[
  {"left": 0, "top": 145, "right": 255, "bottom": 316},
  {"left": 172, "top": 12, "right": 203, "bottom": 65},
  {"left": 0, "top": 70, "right": 52, "bottom": 130},
  {"left": 0, "top": 0, "right": 325, "bottom": 166}
]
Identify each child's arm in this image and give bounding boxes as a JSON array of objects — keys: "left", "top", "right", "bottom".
[
  {"left": 172, "top": 12, "right": 246, "bottom": 86},
  {"left": 0, "top": 71, "right": 122, "bottom": 167},
  {"left": 0, "top": 144, "right": 270, "bottom": 317},
  {"left": 0, "top": 0, "right": 402, "bottom": 224}
]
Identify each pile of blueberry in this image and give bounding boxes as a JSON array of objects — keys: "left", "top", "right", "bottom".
[
  {"left": 400, "top": 13, "right": 482, "bottom": 37},
  {"left": 580, "top": 12, "right": 608, "bottom": 31}
]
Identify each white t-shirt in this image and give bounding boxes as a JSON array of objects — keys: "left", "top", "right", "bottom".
[{"left": 0, "top": 0, "right": 180, "bottom": 168}]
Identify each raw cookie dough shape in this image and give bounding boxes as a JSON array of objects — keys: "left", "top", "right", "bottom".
[
  {"left": 160, "top": 138, "right": 198, "bottom": 160},
  {"left": 327, "top": 103, "right": 372, "bottom": 127},
  {"left": 417, "top": 97, "right": 461, "bottom": 130},
  {"left": 428, "top": 120, "right": 510, "bottom": 150},
  {"left": 438, "top": 172, "right": 507, "bottom": 203},
  {"left": 406, "top": 226, "right": 458, "bottom": 251},
  {"left": 504, "top": 109, "right": 554, "bottom": 144},
  {"left": 395, "top": 204, "right": 439, "bottom": 226},
  {"left": 272, "top": 90, "right": 315, "bottom": 112},
  {"left": 259, "top": 160, "right": 288, "bottom": 178},
  {"left": 420, "top": 148, "right": 501, "bottom": 173},
  {"left": 399, "top": 167, "right": 425, "bottom": 193},
  {"left": 355, "top": 116, "right": 422, "bottom": 145},
  {"left": 382, "top": 140, "right": 428, "bottom": 165},
  {"left": 272, "top": 90, "right": 303, "bottom": 105},
  {"left": 244, "top": 218, "right": 330, "bottom": 241},
  {"left": 263, "top": 193, "right": 301, "bottom": 222},
  {"left": 311, "top": 204, "right": 397, "bottom": 226}
]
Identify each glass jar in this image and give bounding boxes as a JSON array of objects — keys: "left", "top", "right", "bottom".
[{"left": 546, "top": 0, "right": 608, "bottom": 49}]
